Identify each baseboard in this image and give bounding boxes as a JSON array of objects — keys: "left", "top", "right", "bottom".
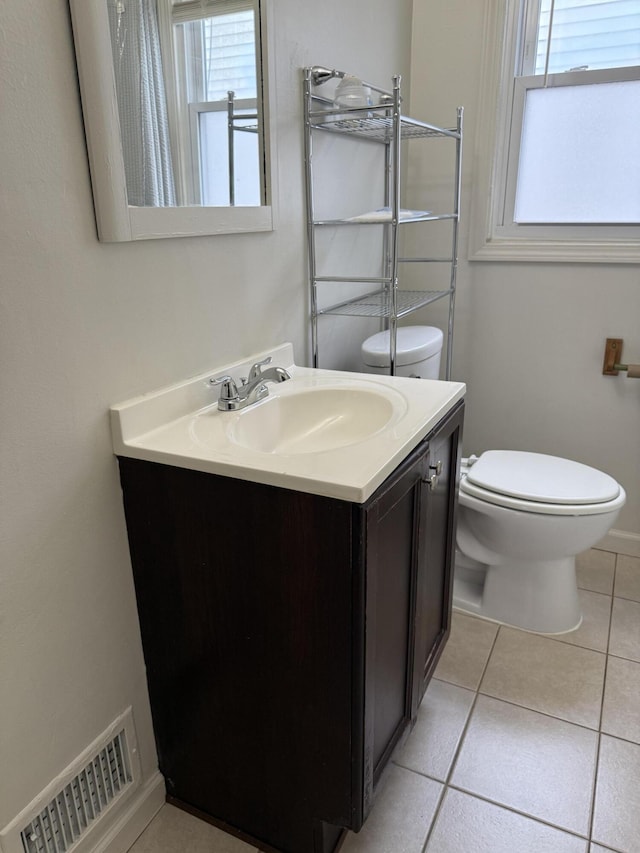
[
  {"left": 95, "top": 771, "right": 165, "bottom": 853},
  {"left": 595, "top": 528, "right": 640, "bottom": 559}
]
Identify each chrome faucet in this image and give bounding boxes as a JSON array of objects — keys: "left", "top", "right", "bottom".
[{"left": 210, "top": 356, "right": 291, "bottom": 411}]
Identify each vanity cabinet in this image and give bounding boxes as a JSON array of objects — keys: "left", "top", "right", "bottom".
[{"left": 118, "top": 401, "right": 463, "bottom": 853}]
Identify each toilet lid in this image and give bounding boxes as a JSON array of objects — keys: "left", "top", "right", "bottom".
[{"left": 465, "top": 450, "right": 620, "bottom": 505}]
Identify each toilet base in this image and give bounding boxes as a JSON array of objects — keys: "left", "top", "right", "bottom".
[{"left": 452, "top": 552, "right": 582, "bottom": 635}]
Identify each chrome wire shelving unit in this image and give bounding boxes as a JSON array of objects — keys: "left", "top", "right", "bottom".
[{"left": 303, "top": 65, "right": 463, "bottom": 378}]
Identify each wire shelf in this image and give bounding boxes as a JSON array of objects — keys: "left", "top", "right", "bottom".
[
  {"left": 308, "top": 111, "right": 460, "bottom": 143},
  {"left": 232, "top": 124, "right": 259, "bottom": 134},
  {"left": 313, "top": 213, "right": 457, "bottom": 226},
  {"left": 317, "top": 289, "right": 452, "bottom": 319}
]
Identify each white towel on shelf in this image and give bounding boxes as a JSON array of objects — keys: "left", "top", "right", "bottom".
[{"left": 346, "top": 206, "right": 431, "bottom": 222}]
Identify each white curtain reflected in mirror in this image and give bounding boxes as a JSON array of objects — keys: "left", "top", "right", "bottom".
[
  {"left": 107, "top": 0, "right": 176, "bottom": 206},
  {"left": 106, "top": 0, "right": 263, "bottom": 209}
]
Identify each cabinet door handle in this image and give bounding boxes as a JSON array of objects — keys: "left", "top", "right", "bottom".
[{"left": 430, "top": 460, "right": 443, "bottom": 476}]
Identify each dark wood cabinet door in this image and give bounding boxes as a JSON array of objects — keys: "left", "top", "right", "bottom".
[
  {"left": 119, "top": 462, "right": 358, "bottom": 853},
  {"left": 412, "top": 403, "right": 463, "bottom": 715},
  {"left": 361, "top": 442, "right": 427, "bottom": 813}
]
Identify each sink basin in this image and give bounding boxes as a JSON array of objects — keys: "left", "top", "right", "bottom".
[{"left": 225, "top": 387, "right": 395, "bottom": 454}]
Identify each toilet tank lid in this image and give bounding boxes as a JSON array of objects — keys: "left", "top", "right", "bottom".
[
  {"left": 466, "top": 450, "right": 621, "bottom": 505},
  {"left": 361, "top": 326, "right": 443, "bottom": 367}
]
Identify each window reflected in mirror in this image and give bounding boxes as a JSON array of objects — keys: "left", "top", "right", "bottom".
[{"left": 107, "top": 0, "right": 264, "bottom": 209}]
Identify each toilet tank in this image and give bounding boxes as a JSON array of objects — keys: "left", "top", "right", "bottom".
[{"left": 361, "top": 326, "right": 443, "bottom": 378}]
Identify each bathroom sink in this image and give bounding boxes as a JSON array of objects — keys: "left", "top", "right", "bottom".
[
  {"left": 224, "top": 387, "right": 395, "bottom": 454},
  {"left": 110, "top": 343, "right": 466, "bottom": 502}
]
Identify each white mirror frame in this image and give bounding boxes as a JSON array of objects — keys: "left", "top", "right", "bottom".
[{"left": 68, "top": 0, "right": 277, "bottom": 241}]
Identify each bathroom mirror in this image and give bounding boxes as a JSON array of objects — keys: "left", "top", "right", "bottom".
[{"left": 69, "top": 0, "right": 276, "bottom": 241}]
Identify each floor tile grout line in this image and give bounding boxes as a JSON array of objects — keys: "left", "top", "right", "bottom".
[
  {"left": 577, "top": 548, "right": 616, "bottom": 599},
  {"left": 402, "top": 683, "right": 628, "bottom": 776},
  {"left": 547, "top": 588, "right": 612, "bottom": 655},
  {"left": 397, "top": 766, "right": 593, "bottom": 844},
  {"left": 613, "top": 552, "right": 640, "bottom": 605},
  {"left": 434, "top": 650, "right": 615, "bottom": 731},
  {"left": 587, "top": 732, "right": 604, "bottom": 851},
  {"left": 608, "top": 594, "right": 640, "bottom": 665},
  {"left": 443, "top": 781, "right": 591, "bottom": 841},
  {"left": 466, "top": 606, "right": 611, "bottom": 657},
  {"left": 474, "top": 689, "right": 604, "bottom": 733},
  {"left": 416, "top": 776, "right": 447, "bottom": 853},
  {"left": 592, "top": 562, "right": 640, "bottom": 742},
  {"left": 419, "top": 623, "right": 502, "bottom": 852},
  {"left": 611, "top": 591, "right": 640, "bottom": 604},
  {"left": 587, "top": 554, "right": 617, "bottom": 849},
  {"left": 544, "top": 609, "right": 609, "bottom": 644},
  {"left": 436, "top": 678, "right": 604, "bottom": 735},
  {"left": 600, "top": 567, "right": 617, "bottom": 727},
  {"left": 589, "top": 839, "right": 630, "bottom": 853},
  {"left": 605, "top": 649, "right": 640, "bottom": 665},
  {"left": 594, "top": 728, "right": 640, "bottom": 750}
]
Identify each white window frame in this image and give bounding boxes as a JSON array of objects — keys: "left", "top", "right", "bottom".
[{"left": 469, "top": 0, "right": 640, "bottom": 263}]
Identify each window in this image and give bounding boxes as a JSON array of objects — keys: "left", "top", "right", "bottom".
[
  {"left": 159, "top": 0, "right": 263, "bottom": 206},
  {"left": 470, "top": 0, "right": 640, "bottom": 261}
]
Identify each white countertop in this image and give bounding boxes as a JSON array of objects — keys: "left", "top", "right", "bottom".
[{"left": 110, "top": 343, "right": 465, "bottom": 503}]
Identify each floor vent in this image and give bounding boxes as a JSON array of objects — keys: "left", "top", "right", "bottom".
[
  {"left": 19, "top": 730, "right": 132, "bottom": 853},
  {"left": 1, "top": 709, "right": 140, "bottom": 853}
]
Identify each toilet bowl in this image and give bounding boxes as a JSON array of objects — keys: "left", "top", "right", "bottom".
[{"left": 454, "top": 450, "right": 625, "bottom": 634}]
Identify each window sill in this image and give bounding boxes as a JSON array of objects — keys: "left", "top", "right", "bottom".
[{"left": 469, "top": 236, "right": 640, "bottom": 265}]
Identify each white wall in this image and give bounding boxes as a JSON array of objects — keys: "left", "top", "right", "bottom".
[
  {"left": 408, "top": 0, "right": 640, "bottom": 538},
  {"left": 0, "top": 0, "right": 411, "bottom": 834}
]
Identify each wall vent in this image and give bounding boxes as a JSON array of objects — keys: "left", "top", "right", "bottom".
[
  {"left": 1, "top": 708, "right": 141, "bottom": 853},
  {"left": 19, "top": 731, "right": 131, "bottom": 853}
]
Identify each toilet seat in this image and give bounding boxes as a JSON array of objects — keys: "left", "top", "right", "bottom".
[{"left": 460, "top": 450, "right": 624, "bottom": 516}]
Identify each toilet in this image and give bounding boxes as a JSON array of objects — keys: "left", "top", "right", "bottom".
[
  {"left": 361, "top": 325, "right": 443, "bottom": 378},
  {"left": 359, "top": 332, "right": 626, "bottom": 635},
  {"left": 454, "top": 450, "right": 626, "bottom": 634}
]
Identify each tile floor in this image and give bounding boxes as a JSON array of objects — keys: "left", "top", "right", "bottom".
[{"left": 128, "top": 548, "right": 640, "bottom": 853}]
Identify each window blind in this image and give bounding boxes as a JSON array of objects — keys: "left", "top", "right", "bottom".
[
  {"left": 171, "top": 0, "right": 254, "bottom": 24},
  {"left": 535, "top": 0, "right": 640, "bottom": 73}
]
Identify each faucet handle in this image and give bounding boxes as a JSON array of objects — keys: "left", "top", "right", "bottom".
[
  {"left": 209, "top": 374, "right": 239, "bottom": 403},
  {"left": 247, "top": 356, "right": 272, "bottom": 382}
]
